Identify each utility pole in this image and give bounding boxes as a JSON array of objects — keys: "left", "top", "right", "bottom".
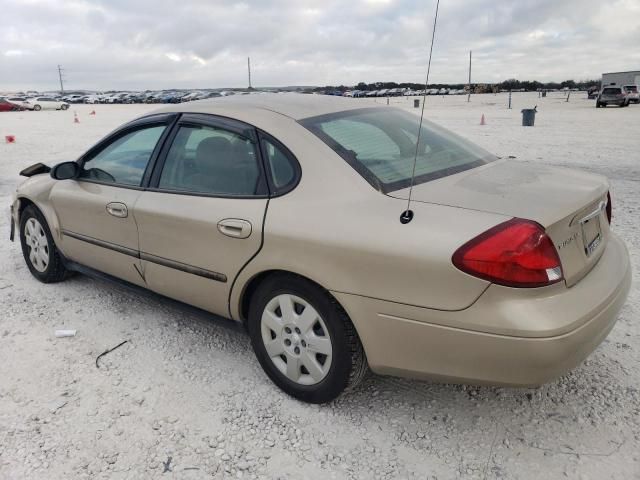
[
  {"left": 467, "top": 50, "right": 472, "bottom": 102},
  {"left": 57, "top": 65, "right": 65, "bottom": 94},
  {"left": 247, "top": 57, "right": 252, "bottom": 89}
]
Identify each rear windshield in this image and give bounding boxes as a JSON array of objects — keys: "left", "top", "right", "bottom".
[
  {"left": 603, "top": 88, "right": 622, "bottom": 95},
  {"left": 625, "top": 85, "right": 638, "bottom": 93},
  {"left": 300, "top": 107, "right": 496, "bottom": 192}
]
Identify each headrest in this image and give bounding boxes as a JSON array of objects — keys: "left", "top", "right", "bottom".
[{"left": 195, "top": 136, "right": 232, "bottom": 170}]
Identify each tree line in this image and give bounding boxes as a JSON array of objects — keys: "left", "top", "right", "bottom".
[{"left": 312, "top": 78, "right": 601, "bottom": 93}]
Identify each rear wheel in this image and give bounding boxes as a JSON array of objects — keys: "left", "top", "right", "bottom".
[
  {"left": 248, "top": 274, "right": 367, "bottom": 403},
  {"left": 61, "top": 104, "right": 69, "bottom": 110},
  {"left": 596, "top": 102, "right": 602, "bottom": 108},
  {"left": 19, "top": 205, "right": 69, "bottom": 283}
]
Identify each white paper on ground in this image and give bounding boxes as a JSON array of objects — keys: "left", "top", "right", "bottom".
[{"left": 55, "top": 330, "right": 77, "bottom": 338}]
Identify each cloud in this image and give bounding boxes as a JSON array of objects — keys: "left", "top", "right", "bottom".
[{"left": 1, "top": 0, "right": 638, "bottom": 91}]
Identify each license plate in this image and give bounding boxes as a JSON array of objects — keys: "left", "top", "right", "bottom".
[{"left": 581, "top": 216, "right": 601, "bottom": 257}]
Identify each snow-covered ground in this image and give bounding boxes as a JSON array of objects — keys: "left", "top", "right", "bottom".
[{"left": 0, "top": 92, "right": 638, "bottom": 479}]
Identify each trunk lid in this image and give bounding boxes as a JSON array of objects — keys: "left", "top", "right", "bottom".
[{"left": 389, "top": 160, "right": 610, "bottom": 286}]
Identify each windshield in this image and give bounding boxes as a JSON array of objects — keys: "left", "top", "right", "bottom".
[{"left": 300, "top": 107, "right": 496, "bottom": 192}]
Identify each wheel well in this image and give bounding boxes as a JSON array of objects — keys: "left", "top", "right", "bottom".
[
  {"left": 17, "top": 197, "right": 37, "bottom": 222},
  {"left": 239, "top": 270, "right": 331, "bottom": 325}
]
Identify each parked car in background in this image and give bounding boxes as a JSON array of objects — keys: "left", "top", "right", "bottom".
[
  {"left": 587, "top": 86, "right": 600, "bottom": 100},
  {"left": 596, "top": 86, "right": 630, "bottom": 108},
  {"left": 623, "top": 85, "right": 639, "bottom": 104},
  {"left": 0, "top": 98, "right": 17, "bottom": 112},
  {"left": 84, "top": 95, "right": 102, "bottom": 104},
  {"left": 25, "top": 97, "right": 69, "bottom": 111},
  {"left": 7, "top": 97, "right": 33, "bottom": 110},
  {"left": 62, "top": 94, "right": 85, "bottom": 104},
  {"left": 180, "top": 91, "right": 201, "bottom": 102}
]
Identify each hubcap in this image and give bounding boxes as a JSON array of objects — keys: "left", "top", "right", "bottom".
[
  {"left": 24, "top": 218, "right": 49, "bottom": 273},
  {"left": 260, "top": 294, "right": 333, "bottom": 385}
]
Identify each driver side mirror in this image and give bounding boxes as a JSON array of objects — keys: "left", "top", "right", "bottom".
[{"left": 51, "top": 161, "right": 79, "bottom": 180}]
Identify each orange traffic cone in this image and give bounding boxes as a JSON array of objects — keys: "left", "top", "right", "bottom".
[
  {"left": 5, "top": 135, "right": 16, "bottom": 143},
  {"left": 480, "top": 114, "right": 486, "bottom": 125},
  {"left": 89, "top": 110, "right": 96, "bottom": 115},
  {"left": 74, "top": 112, "right": 80, "bottom": 124}
]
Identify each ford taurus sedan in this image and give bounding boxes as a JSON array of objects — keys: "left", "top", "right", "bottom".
[{"left": 10, "top": 94, "right": 631, "bottom": 403}]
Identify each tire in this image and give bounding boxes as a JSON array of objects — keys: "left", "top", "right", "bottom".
[
  {"left": 247, "top": 273, "right": 368, "bottom": 403},
  {"left": 19, "top": 205, "right": 70, "bottom": 283},
  {"left": 33, "top": 105, "right": 41, "bottom": 111},
  {"left": 61, "top": 104, "right": 69, "bottom": 110},
  {"left": 596, "top": 102, "right": 602, "bottom": 108}
]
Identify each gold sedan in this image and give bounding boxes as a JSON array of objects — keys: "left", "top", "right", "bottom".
[{"left": 10, "top": 94, "right": 631, "bottom": 403}]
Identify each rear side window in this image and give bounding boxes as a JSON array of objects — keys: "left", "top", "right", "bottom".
[
  {"left": 79, "top": 125, "right": 166, "bottom": 186},
  {"left": 261, "top": 136, "right": 298, "bottom": 193},
  {"left": 158, "top": 125, "right": 265, "bottom": 196}
]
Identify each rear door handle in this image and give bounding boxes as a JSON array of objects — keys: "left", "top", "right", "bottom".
[
  {"left": 217, "top": 218, "right": 252, "bottom": 239},
  {"left": 106, "top": 202, "right": 128, "bottom": 218}
]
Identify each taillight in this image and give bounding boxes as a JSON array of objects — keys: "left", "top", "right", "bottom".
[
  {"left": 452, "top": 219, "right": 563, "bottom": 288},
  {"left": 606, "top": 191, "right": 612, "bottom": 223}
]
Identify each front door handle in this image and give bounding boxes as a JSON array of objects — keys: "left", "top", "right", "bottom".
[
  {"left": 217, "top": 218, "right": 252, "bottom": 239},
  {"left": 106, "top": 202, "right": 128, "bottom": 218}
]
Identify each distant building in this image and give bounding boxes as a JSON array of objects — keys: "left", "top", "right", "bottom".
[{"left": 602, "top": 71, "right": 640, "bottom": 88}]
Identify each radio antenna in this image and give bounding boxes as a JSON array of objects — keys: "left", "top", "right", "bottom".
[{"left": 400, "top": 0, "right": 441, "bottom": 224}]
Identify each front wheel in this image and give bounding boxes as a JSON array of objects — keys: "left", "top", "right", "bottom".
[
  {"left": 596, "top": 102, "right": 602, "bottom": 108},
  {"left": 61, "top": 104, "right": 69, "bottom": 110},
  {"left": 248, "top": 274, "right": 367, "bottom": 403},
  {"left": 19, "top": 205, "right": 70, "bottom": 283},
  {"left": 33, "top": 105, "right": 41, "bottom": 111}
]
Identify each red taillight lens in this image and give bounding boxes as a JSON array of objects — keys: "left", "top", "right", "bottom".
[
  {"left": 606, "top": 191, "right": 612, "bottom": 224},
  {"left": 452, "top": 219, "right": 563, "bottom": 288}
]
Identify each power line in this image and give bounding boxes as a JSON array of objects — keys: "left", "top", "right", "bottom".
[
  {"left": 467, "top": 50, "right": 472, "bottom": 102},
  {"left": 57, "top": 65, "right": 65, "bottom": 94}
]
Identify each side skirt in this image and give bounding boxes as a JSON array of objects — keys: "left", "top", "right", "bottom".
[{"left": 61, "top": 257, "right": 246, "bottom": 333}]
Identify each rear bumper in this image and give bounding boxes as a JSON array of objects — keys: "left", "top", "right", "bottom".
[{"left": 333, "top": 234, "right": 631, "bottom": 386}]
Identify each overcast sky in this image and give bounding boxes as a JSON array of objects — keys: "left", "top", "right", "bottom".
[{"left": 2, "top": 0, "right": 639, "bottom": 91}]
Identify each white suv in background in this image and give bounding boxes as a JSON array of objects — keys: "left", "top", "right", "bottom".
[{"left": 624, "top": 85, "right": 639, "bottom": 104}]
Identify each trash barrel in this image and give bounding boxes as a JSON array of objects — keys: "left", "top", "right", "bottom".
[
  {"left": 414, "top": 99, "right": 420, "bottom": 108},
  {"left": 521, "top": 108, "right": 537, "bottom": 126}
]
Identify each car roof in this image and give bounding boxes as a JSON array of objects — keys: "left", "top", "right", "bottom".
[{"left": 153, "top": 93, "right": 379, "bottom": 120}]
